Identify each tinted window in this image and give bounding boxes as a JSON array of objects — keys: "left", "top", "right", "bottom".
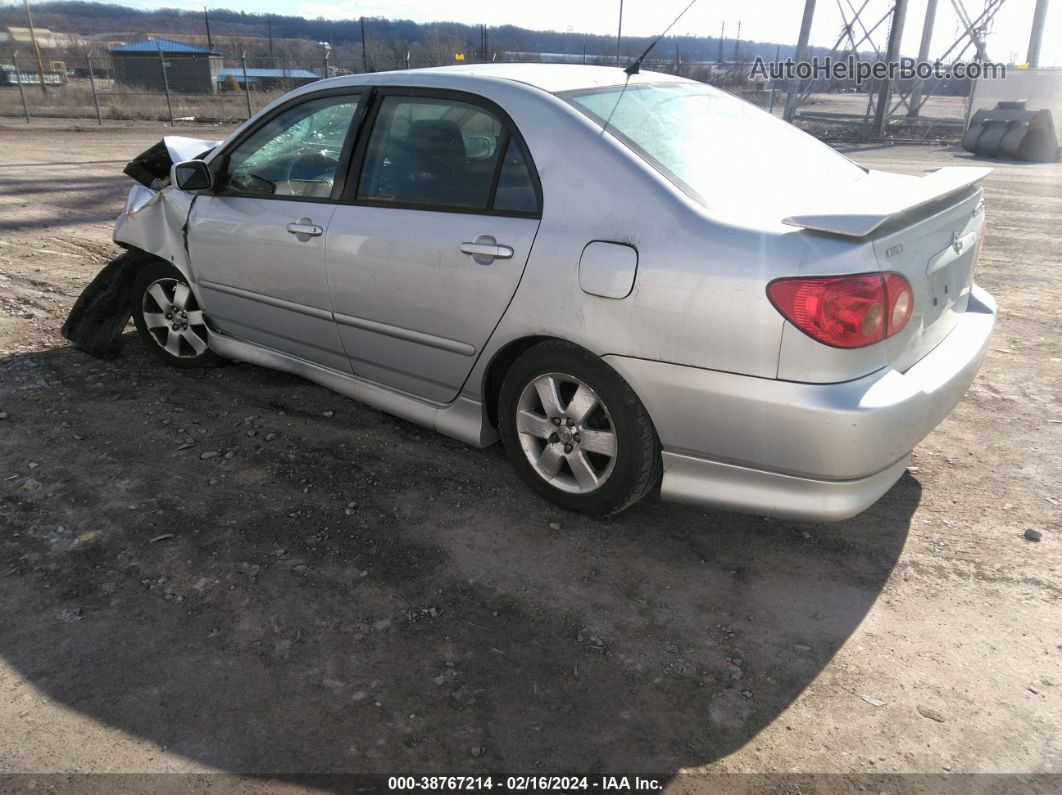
[
  {"left": 224, "top": 94, "right": 360, "bottom": 199},
  {"left": 358, "top": 96, "right": 535, "bottom": 213},
  {"left": 492, "top": 139, "right": 537, "bottom": 213}
]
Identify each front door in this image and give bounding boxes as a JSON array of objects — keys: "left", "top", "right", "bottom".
[
  {"left": 325, "top": 90, "right": 542, "bottom": 403},
  {"left": 188, "top": 91, "right": 363, "bottom": 373}
]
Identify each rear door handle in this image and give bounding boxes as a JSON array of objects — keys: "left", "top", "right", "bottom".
[
  {"left": 461, "top": 236, "right": 514, "bottom": 264},
  {"left": 287, "top": 221, "right": 323, "bottom": 238}
]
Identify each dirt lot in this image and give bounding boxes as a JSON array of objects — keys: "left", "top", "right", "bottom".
[
  {"left": 0, "top": 121, "right": 1059, "bottom": 788},
  {"left": 792, "top": 92, "right": 968, "bottom": 122}
]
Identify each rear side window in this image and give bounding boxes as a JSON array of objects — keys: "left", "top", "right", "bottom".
[
  {"left": 356, "top": 95, "right": 538, "bottom": 215},
  {"left": 493, "top": 139, "right": 537, "bottom": 213}
]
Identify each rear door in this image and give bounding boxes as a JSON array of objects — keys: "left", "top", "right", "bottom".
[
  {"left": 325, "top": 89, "right": 542, "bottom": 403},
  {"left": 188, "top": 89, "right": 364, "bottom": 373}
]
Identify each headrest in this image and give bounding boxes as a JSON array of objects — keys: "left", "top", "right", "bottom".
[{"left": 406, "top": 119, "right": 465, "bottom": 162}]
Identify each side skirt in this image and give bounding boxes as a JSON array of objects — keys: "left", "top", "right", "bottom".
[{"left": 207, "top": 330, "right": 498, "bottom": 448}]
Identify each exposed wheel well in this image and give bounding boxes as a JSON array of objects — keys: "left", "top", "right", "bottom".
[{"left": 482, "top": 335, "right": 562, "bottom": 427}]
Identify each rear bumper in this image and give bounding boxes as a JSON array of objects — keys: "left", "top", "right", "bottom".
[
  {"left": 659, "top": 452, "right": 911, "bottom": 521},
  {"left": 605, "top": 285, "right": 996, "bottom": 521}
]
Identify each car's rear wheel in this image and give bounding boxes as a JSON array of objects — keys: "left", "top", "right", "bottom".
[
  {"left": 499, "top": 341, "right": 661, "bottom": 515},
  {"left": 131, "top": 261, "right": 222, "bottom": 368}
]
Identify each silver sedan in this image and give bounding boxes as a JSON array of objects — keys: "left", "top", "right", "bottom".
[{"left": 105, "top": 64, "right": 996, "bottom": 519}]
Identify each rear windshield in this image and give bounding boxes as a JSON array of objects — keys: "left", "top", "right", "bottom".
[{"left": 564, "top": 82, "right": 865, "bottom": 211}]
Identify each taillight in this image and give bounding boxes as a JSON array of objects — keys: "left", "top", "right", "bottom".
[
  {"left": 884, "top": 273, "right": 913, "bottom": 333},
  {"left": 767, "top": 272, "right": 913, "bottom": 348}
]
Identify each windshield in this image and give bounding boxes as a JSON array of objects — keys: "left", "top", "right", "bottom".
[{"left": 565, "top": 82, "right": 866, "bottom": 212}]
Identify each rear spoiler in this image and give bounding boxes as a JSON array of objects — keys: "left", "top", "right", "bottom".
[{"left": 782, "top": 166, "right": 992, "bottom": 238}]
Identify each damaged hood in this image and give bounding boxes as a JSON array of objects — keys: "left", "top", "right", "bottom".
[
  {"left": 123, "top": 135, "right": 221, "bottom": 189},
  {"left": 164, "top": 135, "right": 221, "bottom": 163}
]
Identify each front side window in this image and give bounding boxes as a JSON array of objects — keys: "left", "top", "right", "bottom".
[
  {"left": 357, "top": 95, "right": 537, "bottom": 214},
  {"left": 565, "top": 82, "right": 866, "bottom": 212},
  {"left": 224, "top": 94, "right": 361, "bottom": 199}
]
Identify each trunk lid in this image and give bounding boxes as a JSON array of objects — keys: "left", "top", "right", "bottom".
[
  {"left": 782, "top": 166, "right": 989, "bottom": 373},
  {"left": 871, "top": 187, "right": 985, "bottom": 372}
]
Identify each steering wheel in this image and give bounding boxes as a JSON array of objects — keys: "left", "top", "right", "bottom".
[{"left": 284, "top": 149, "right": 339, "bottom": 197}]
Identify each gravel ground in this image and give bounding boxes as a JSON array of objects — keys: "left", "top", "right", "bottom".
[{"left": 0, "top": 121, "right": 1059, "bottom": 788}]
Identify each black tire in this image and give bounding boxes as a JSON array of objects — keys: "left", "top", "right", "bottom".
[
  {"left": 499, "top": 340, "right": 661, "bottom": 515},
  {"left": 131, "top": 260, "right": 224, "bottom": 369}
]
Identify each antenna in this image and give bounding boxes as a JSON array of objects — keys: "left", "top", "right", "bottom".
[{"left": 624, "top": 0, "right": 700, "bottom": 76}]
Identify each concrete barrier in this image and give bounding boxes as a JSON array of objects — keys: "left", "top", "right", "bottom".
[{"left": 962, "top": 100, "right": 1059, "bottom": 162}]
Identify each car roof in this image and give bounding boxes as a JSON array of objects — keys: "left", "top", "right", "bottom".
[{"left": 318, "top": 63, "right": 690, "bottom": 95}]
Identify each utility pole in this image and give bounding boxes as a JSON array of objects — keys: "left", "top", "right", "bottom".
[
  {"left": 907, "top": 0, "right": 938, "bottom": 117},
  {"left": 267, "top": 15, "right": 274, "bottom": 68},
  {"left": 320, "top": 41, "right": 331, "bottom": 78},
  {"left": 1026, "top": 0, "right": 1050, "bottom": 68},
  {"left": 718, "top": 21, "right": 725, "bottom": 64},
  {"left": 616, "top": 0, "right": 623, "bottom": 65},
  {"left": 783, "top": 0, "right": 816, "bottom": 122},
  {"left": 873, "top": 0, "right": 908, "bottom": 137},
  {"left": 11, "top": 48, "right": 30, "bottom": 121},
  {"left": 360, "top": 16, "right": 368, "bottom": 73},
  {"left": 733, "top": 19, "right": 742, "bottom": 78},
  {"left": 240, "top": 51, "right": 252, "bottom": 118},
  {"left": 158, "top": 43, "right": 174, "bottom": 127},
  {"left": 22, "top": 0, "right": 48, "bottom": 94},
  {"left": 769, "top": 44, "right": 781, "bottom": 112},
  {"left": 204, "top": 6, "right": 213, "bottom": 50}
]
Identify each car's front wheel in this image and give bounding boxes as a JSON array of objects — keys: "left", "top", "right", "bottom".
[
  {"left": 499, "top": 341, "right": 661, "bottom": 515},
  {"left": 131, "top": 261, "right": 222, "bottom": 368}
]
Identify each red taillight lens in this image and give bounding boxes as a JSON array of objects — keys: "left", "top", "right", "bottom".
[{"left": 767, "top": 272, "right": 913, "bottom": 348}]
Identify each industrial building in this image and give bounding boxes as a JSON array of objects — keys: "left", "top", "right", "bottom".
[
  {"left": 215, "top": 66, "right": 320, "bottom": 91},
  {"left": 110, "top": 37, "right": 222, "bottom": 94}
]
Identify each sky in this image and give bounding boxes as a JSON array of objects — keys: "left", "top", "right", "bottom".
[{"left": 109, "top": 0, "right": 1062, "bottom": 66}]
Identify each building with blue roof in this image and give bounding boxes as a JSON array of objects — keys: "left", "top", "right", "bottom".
[
  {"left": 110, "top": 37, "right": 222, "bottom": 94},
  {"left": 216, "top": 66, "right": 321, "bottom": 91}
]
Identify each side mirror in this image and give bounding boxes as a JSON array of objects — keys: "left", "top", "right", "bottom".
[{"left": 172, "top": 160, "right": 212, "bottom": 191}]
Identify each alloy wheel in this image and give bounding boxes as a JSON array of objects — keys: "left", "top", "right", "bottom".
[
  {"left": 140, "top": 278, "right": 209, "bottom": 359},
  {"left": 515, "top": 372, "right": 618, "bottom": 494}
]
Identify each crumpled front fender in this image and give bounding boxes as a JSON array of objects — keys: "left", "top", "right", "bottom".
[
  {"left": 66, "top": 136, "right": 221, "bottom": 359},
  {"left": 114, "top": 135, "right": 220, "bottom": 276},
  {"left": 113, "top": 183, "right": 196, "bottom": 276}
]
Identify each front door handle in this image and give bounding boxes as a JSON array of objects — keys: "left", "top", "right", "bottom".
[
  {"left": 287, "top": 218, "right": 323, "bottom": 239},
  {"left": 461, "top": 235, "right": 514, "bottom": 265}
]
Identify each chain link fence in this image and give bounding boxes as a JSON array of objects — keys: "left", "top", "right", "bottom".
[
  {"left": 1, "top": 52, "right": 383, "bottom": 126},
  {"left": 1, "top": 50, "right": 981, "bottom": 143}
]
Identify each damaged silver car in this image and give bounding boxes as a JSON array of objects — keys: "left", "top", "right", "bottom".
[{"left": 64, "top": 64, "right": 996, "bottom": 519}]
